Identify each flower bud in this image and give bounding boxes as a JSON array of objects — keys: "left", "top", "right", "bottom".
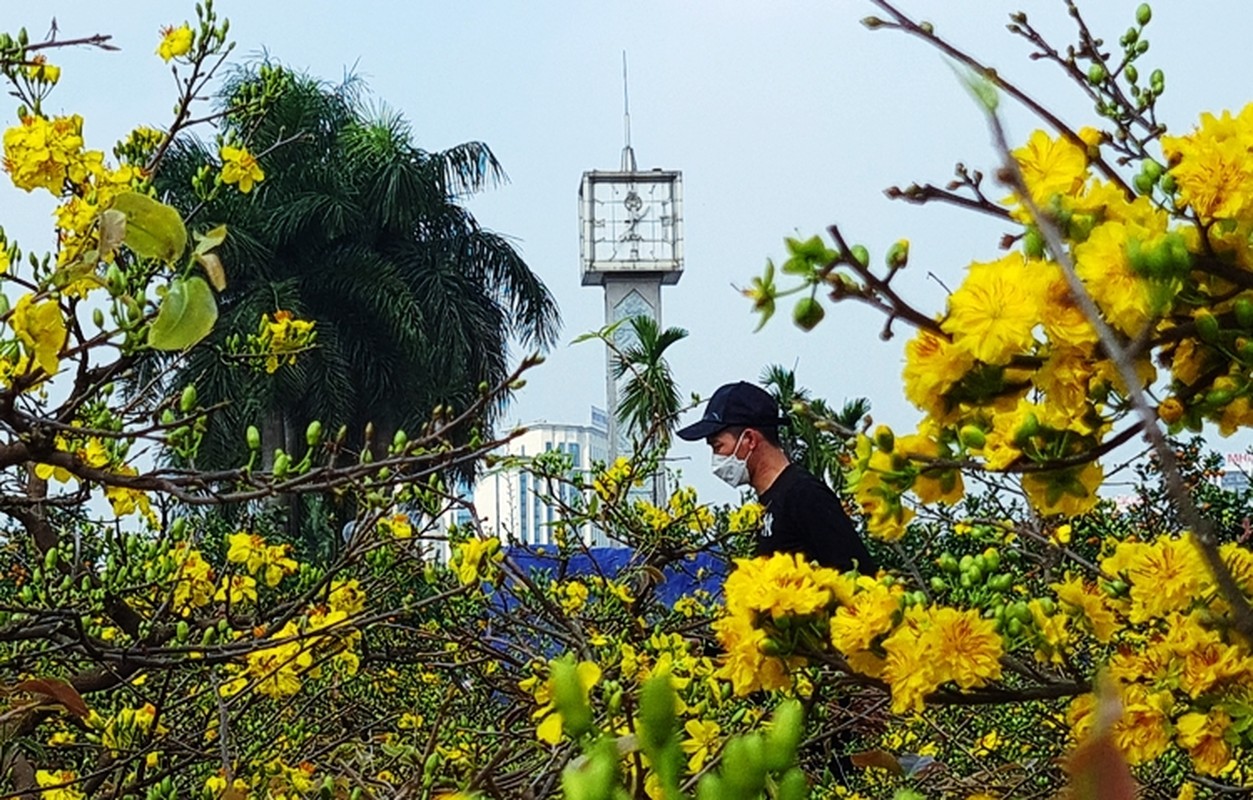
[
  {"left": 792, "top": 297, "right": 825, "bottom": 331},
  {"left": 874, "top": 425, "right": 895, "bottom": 453},
  {"left": 958, "top": 425, "right": 986, "bottom": 450}
]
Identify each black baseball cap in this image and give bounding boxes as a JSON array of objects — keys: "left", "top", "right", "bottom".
[{"left": 676, "top": 381, "right": 786, "bottom": 441}]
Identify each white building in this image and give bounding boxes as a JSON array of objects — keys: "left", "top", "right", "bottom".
[
  {"left": 466, "top": 418, "right": 614, "bottom": 548},
  {"left": 1218, "top": 452, "right": 1253, "bottom": 493}
]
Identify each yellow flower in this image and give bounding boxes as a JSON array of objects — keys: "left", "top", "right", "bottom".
[
  {"left": 227, "top": 531, "right": 268, "bottom": 573},
  {"left": 214, "top": 573, "right": 258, "bottom": 604},
  {"left": 1021, "top": 461, "right": 1102, "bottom": 517},
  {"left": 1176, "top": 709, "right": 1234, "bottom": 776},
  {"left": 902, "top": 329, "right": 973, "bottom": 420},
  {"left": 452, "top": 536, "right": 501, "bottom": 586},
  {"left": 26, "top": 55, "right": 61, "bottom": 84},
  {"left": 942, "top": 253, "right": 1041, "bottom": 366},
  {"left": 258, "top": 310, "right": 316, "bottom": 372},
  {"left": 171, "top": 545, "right": 215, "bottom": 609},
  {"left": 534, "top": 660, "right": 601, "bottom": 744},
  {"left": 681, "top": 719, "right": 721, "bottom": 772},
  {"left": 378, "top": 512, "right": 413, "bottom": 539},
  {"left": 1161, "top": 103, "right": 1253, "bottom": 221},
  {"left": 1073, "top": 221, "right": 1159, "bottom": 337},
  {"left": 1114, "top": 686, "right": 1173, "bottom": 766},
  {"left": 1103, "top": 535, "right": 1210, "bottom": 623},
  {"left": 829, "top": 580, "right": 902, "bottom": 654},
  {"left": 1009, "top": 129, "right": 1090, "bottom": 206},
  {"left": 220, "top": 144, "right": 265, "bottom": 193},
  {"left": 727, "top": 501, "right": 764, "bottom": 533},
  {"left": 10, "top": 292, "right": 67, "bottom": 376},
  {"left": 1050, "top": 576, "right": 1117, "bottom": 642},
  {"left": 205, "top": 773, "right": 250, "bottom": 798},
  {"left": 1037, "top": 262, "right": 1099, "bottom": 349},
  {"left": 35, "top": 770, "right": 85, "bottom": 800},
  {"left": 328, "top": 579, "right": 366, "bottom": 615},
  {"left": 923, "top": 606, "right": 1003, "bottom": 689},
  {"left": 156, "top": 24, "right": 194, "bottom": 62},
  {"left": 560, "top": 581, "right": 589, "bottom": 614},
  {"left": 881, "top": 605, "right": 1003, "bottom": 714},
  {"left": 3, "top": 114, "right": 86, "bottom": 194}
]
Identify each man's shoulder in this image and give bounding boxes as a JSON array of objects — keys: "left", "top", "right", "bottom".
[{"left": 775, "top": 464, "right": 833, "bottom": 498}]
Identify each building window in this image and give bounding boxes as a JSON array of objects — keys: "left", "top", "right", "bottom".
[{"left": 519, "top": 472, "right": 530, "bottom": 544}]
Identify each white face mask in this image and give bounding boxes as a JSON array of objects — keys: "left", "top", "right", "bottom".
[{"left": 711, "top": 431, "right": 751, "bottom": 488}]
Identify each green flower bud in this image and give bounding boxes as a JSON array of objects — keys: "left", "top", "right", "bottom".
[
  {"left": 792, "top": 297, "right": 825, "bottom": 331},
  {"left": 1087, "top": 63, "right": 1107, "bottom": 84},
  {"left": 1234, "top": 298, "right": 1253, "bottom": 330},
  {"left": 306, "top": 420, "right": 323, "bottom": 448},
  {"left": 885, "top": 239, "right": 910, "bottom": 269},
  {"left": 1023, "top": 228, "right": 1044, "bottom": 258},
  {"left": 246, "top": 425, "right": 261, "bottom": 451},
  {"left": 180, "top": 384, "right": 197, "bottom": 413},
  {"left": 958, "top": 425, "right": 986, "bottom": 450},
  {"left": 1195, "top": 311, "right": 1221, "bottom": 342},
  {"left": 850, "top": 244, "right": 870, "bottom": 268},
  {"left": 1136, "top": 3, "right": 1152, "bottom": 25}
]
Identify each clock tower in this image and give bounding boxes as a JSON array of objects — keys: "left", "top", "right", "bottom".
[{"left": 579, "top": 123, "right": 684, "bottom": 467}]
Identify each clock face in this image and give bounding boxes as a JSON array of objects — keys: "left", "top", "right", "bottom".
[{"left": 589, "top": 178, "right": 677, "bottom": 266}]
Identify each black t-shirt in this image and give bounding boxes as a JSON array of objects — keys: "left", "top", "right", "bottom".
[{"left": 756, "top": 464, "right": 877, "bottom": 573}]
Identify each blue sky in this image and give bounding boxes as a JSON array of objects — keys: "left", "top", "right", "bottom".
[{"left": 3, "top": 1, "right": 1251, "bottom": 500}]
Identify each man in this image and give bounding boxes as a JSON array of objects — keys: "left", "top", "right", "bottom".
[{"left": 677, "top": 381, "right": 876, "bottom": 573}]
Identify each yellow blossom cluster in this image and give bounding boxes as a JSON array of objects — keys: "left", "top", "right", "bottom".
[
  {"left": 253, "top": 310, "right": 317, "bottom": 373},
  {"left": 847, "top": 115, "right": 1253, "bottom": 533},
  {"left": 521, "top": 659, "right": 602, "bottom": 745},
  {"left": 226, "top": 531, "right": 298, "bottom": 587},
  {"left": 716, "top": 553, "right": 1005, "bottom": 714},
  {"left": 220, "top": 578, "right": 365, "bottom": 700},
  {"left": 591, "top": 456, "right": 637, "bottom": 501},
  {"left": 219, "top": 143, "right": 264, "bottom": 193},
  {"left": 1046, "top": 534, "right": 1253, "bottom": 774},
  {"left": 633, "top": 485, "right": 718, "bottom": 534},
  {"left": 156, "top": 24, "right": 194, "bottom": 62},
  {"left": 34, "top": 769, "right": 84, "bottom": 800},
  {"left": 2, "top": 110, "right": 148, "bottom": 273},
  {"left": 450, "top": 535, "right": 502, "bottom": 586}
]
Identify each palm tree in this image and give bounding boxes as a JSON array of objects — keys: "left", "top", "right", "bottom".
[
  {"left": 152, "top": 65, "right": 559, "bottom": 474},
  {"left": 612, "top": 315, "right": 689, "bottom": 453}
]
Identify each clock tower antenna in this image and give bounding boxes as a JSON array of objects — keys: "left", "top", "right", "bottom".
[{"left": 621, "top": 51, "right": 637, "bottom": 172}]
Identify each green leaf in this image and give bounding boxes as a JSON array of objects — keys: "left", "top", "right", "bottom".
[
  {"left": 193, "top": 224, "right": 228, "bottom": 255},
  {"left": 148, "top": 276, "right": 218, "bottom": 351},
  {"left": 110, "top": 191, "right": 188, "bottom": 263},
  {"left": 196, "top": 252, "right": 227, "bottom": 291}
]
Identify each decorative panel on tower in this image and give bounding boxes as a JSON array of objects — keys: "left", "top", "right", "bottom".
[{"left": 579, "top": 170, "right": 683, "bottom": 286}]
